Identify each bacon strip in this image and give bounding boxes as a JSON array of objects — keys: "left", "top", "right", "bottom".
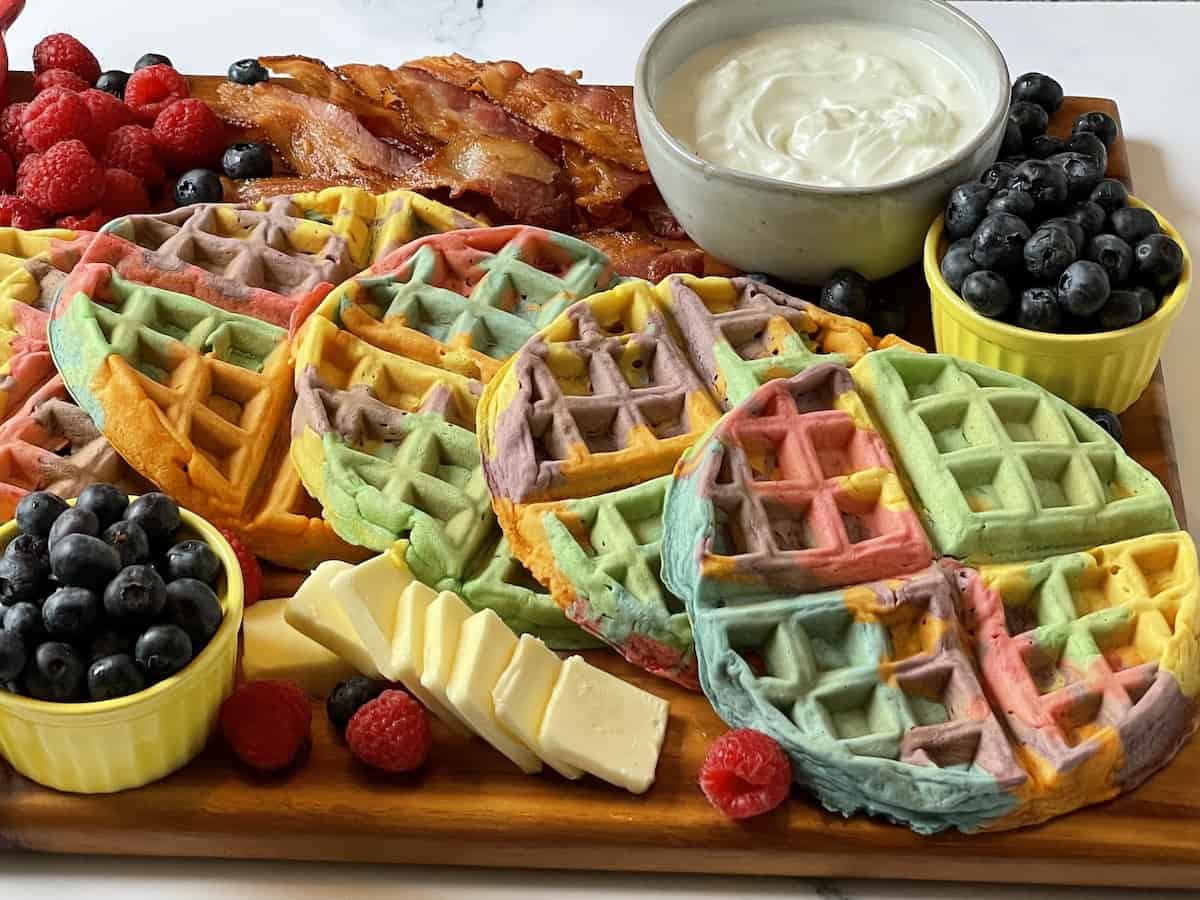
[
  {"left": 578, "top": 231, "right": 705, "bottom": 281},
  {"left": 562, "top": 143, "right": 651, "bottom": 228},
  {"left": 408, "top": 54, "right": 647, "bottom": 172}
]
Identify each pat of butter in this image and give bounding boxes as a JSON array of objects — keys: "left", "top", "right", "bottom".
[
  {"left": 446, "top": 610, "right": 542, "bottom": 774},
  {"left": 493, "top": 635, "right": 582, "bottom": 779},
  {"left": 540, "top": 656, "right": 670, "bottom": 794},
  {"left": 334, "top": 554, "right": 467, "bottom": 735},
  {"left": 419, "top": 589, "right": 476, "bottom": 733},
  {"left": 242, "top": 597, "right": 357, "bottom": 697},
  {"left": 283, "top": 560, "right": 381, "bottom": 679}
]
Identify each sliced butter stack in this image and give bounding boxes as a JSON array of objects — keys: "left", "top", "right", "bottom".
[
  {"left": 420, "top": 589, "right": 476, "bottom": 733},
  {"left": 283, "top": 560, "right": 382, "bottom": 680},
  {"left": 493, "top": 635, "right": 583, "bottom": 780},
  {"left": 243, "top": 597, "right": 357, "bottom": 696},
  {"left": 332, "top": 554, "right": 470, "bottom": 736}
]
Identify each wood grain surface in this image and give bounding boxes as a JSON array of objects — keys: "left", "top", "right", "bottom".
[{"left": 0, "top": 85, "right": 1195, "bottom": 888}]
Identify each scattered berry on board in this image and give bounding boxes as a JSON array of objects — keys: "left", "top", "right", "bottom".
[
  {"left": 218, "top": 529, "right": 262, "bottom": 607},
  {"left": 345, "top": 689, "right": 433, "bottom": 774},
  {"left": 220, "top": 680, "right": 312, "bottom": 771},
  {"left": 327, "top": 676, "right": 387, "bottom": 734},
  {"left": 699, "top": 729, "right": 792, "bottom": 819}
]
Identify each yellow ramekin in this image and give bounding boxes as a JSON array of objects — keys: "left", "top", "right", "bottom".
[
  {"left": 0, "top": 505, "right": 244, "bottom": 793},
  {"left": 925, "top": 197, "right": 1191, "bottom": 413}
]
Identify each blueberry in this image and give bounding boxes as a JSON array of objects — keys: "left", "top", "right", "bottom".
[
  {"left": 944, "top": 182, "right": 994, "bottom": 241},
  {"left": 135, "top": 53, "right": 173, "bottom": 71},
  {"left": 0, "top": 630, "right": 26, "bottom": 681},
  {"left": 134, "top": 624, "right": 193, "bottom": 681},
  {"left": 1110, "top": 207, "right": 1160, "bottom": 246},
  {"left": 50, "top": 533, "right": 121, "bottom": 590},
  {"left": 1058, "top": 260, "right": 1111, "bottom": 316},
  {"left": 47, "top": 507, "right": 99, "bottom": 550},
  {"left": 103, "top": 520, "right": 151, "bottom": 568},
  {"left": 1009, "top": 160, "right": 1069, "bottom": 215},
  {"left": 23, "top": 642, "right": 86, "bottom": 702},
  {"left": 124, "top": 493, "right": 181, "bottom": 549},
  {"left": 1011, "top": 72, "right": 1064, "bottom": 114},
  {"left": 228, "top": 58, "right": 269, "bottom": 86},
  {"left": 15, "top": 491, "right": 68, "bottom": 538},
  {"left": 1064, "top": 132, "right": 1108, "bottom": 172},
  {"left": 76, "top": 483, "right": 129, "bottom": 529},
  {"left": 870, "top": 303, "right": 908, "bottom": 338},
  {"left": 979, "top": 162, "right": 1015, "bottom": 191},
  {"left": 95, "top": 69, "right": 130, "bottom": 99},
  {"left": 1064, "top": 201, "right": 1106, "bottom": 238},
  {"left": 221, "top": 141, "right": 273, "bottom": 180},
  {"left": 87, "top": 654, "right": 146, "bottom": 701},
  {"left": 961, "top": 270, "right": 1012, "bottom": 319},
  {"left": 819, "top": 269, "right": 871, "bottom": 320},
  {"left": 1009, "top": 101, "right": 1049, "bottom": 144},
  {"left": 327, "top": 676, "right": 385, "bottom": 734},
  {"left": 1000, "top": 119, "right": 1024, "bottom": 158},
  {"left": 1083, "top": 408, "right": 1122, "bottom": 442},
  {"left": 1089, "top": 179, "right": 1128, "bottom": 215},
  {"left": 1072, "top": 111, "right": 1119, "bottom": 148},
  {"left": 970, "top": 213, "right": 1031, "bottom": 271},
  {"left": 1134, "top": 233, "right": 1184, "bottom": 293},
  {"left": 1041, "top": 217, "right": 1087, "bottom": 256},
  {"left": 987, "top": 188, "right": 1035, "bottom": 220},
  {"left": 0, "top": 553, "right": 46, "bottom": 606},
  {"left": 6, "top": 533, "right": 48, "bottom": 569},
  {"left": 164, "top": 578, "right": 223, "bottom": 647},
  {"left": 1132, "top": 284, "right": 1159, "bottom": 321},
  {"left": 1098, "top": 290, "right": 1147, "bottom": 331},
  {"left": 163, "top": 540, "right": 221, "bottom": 585},
  {"left": 174, "top": 170, "right": 224, "bottom": 207},
  {"left": 1016, "top": 286, "right": 1063, "bottom": 332},
  {"left": 1026, "top": 134, "right": 1065, "bottom": 160},
  {"left": 42, "top": 587, "right": 102, "bottom": 642},
  {"left": 1024, "top": 227, "right": 1078, "bottom": 282},
  {"left": 89, "top": 627, "right": 134, "bottom": 662},
  {"left": 1047, "top": 152, "right": 1105, "bottom": 201},
  {"left": 3, "top": 602, "right": 44, "bottom": 645},
  {"left": 1084, "top": 234, "right": 1134, "bottom": 286},
  {"left": 939, "top": 242, "right": 978, "bottom": 293},
  {"left": 103, "top": 565, "right": 167, "bottom": 622}
]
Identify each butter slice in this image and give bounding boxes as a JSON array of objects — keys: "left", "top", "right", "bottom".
[
  {"left": 446, "top": 610, "right": 542, "bottom": 774},
  {"left": 493, "top": 635, "right": 582, "bottom": 779},
  {"left": 284, "top": 560, "right": 381, "bottom": 679},
  {"left": 540, "top": 656, "right": 670, "bottom": 793},
  {"left": 242, "top": 597, "right": 357, "bottom": 696},
  {"left": 334, "top": 555, "right": 467, "bottom": 735},
  {"left": 419, "top": 589, "right": 475, "bottom": 732}
]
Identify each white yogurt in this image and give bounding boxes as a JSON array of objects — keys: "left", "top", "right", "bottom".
[{"left": 656, "top": 21, "right": 988, "bottom": 188}]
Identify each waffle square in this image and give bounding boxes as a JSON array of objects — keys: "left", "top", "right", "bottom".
[
  {"left": 852, "top": 349, "right": 1178, "bottom": 562},
  {"left": 480, "top": 275, "right": 909, "bottom": 685}
]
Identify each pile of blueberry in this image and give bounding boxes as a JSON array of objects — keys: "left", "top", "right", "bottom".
[
  {"left": 941, "top": 72, "right": 1185, "bottom": 333},
  {"left": 0, "top": 487, "right": 225, "bottom": 703}
]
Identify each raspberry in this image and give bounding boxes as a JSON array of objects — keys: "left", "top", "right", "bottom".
[
  {"left": 124, "top": 65, "right": 190, "bottom": 125},
  {"left": 153, "top": 99, "right": 226, "bottom": 170},
  {"left": 220, "top": 680, "right": 311, "bottom": 772},
  {"left": 101, "top": 124, "right": 164, "bottom": 188},
  {"left": 1, "top": 104, "right": 32, "bottom": 161},
  {"left": 20, "top": 140, "right": 105, "bottom": 215},
  {"left": 0, "top": 196, "right": 51, "bottom": 229},
  {"left": 0, "top": 151, "right": 13, "bottom": 194},
  {"left": 219, "top": 528, "right": 263, "bottom": 607},
  {"left": 79, "top": 89, "right": 136, "bottom": 142},
  {"left": 57, "top": 208, "right": 109, "bottom": 231},
  {"left": 698, "top": 729, "right": 791, "bottom": 820},
  {"left": 33, "top": 68, "right": 90, "bottom": 94},
  {"left": 22, "top": 87, "right": 95, "bottom": 152},
  {"left": 15, "top": 153, "right": 39, "bottom": 192},
  {"left": 346, "top": 690, "right": 432, "bottom": 773},
  {"left": 100, "top": 167, "right": 148, "bottom": 216},
  {"left": 33, "top": 34, "right": 101, "bottom": 84}
]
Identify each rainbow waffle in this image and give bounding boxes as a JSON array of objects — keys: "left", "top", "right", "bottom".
[
  {"left": 662, "top": 365, "right": 932, "bottom": 608},
  {"left": 851, "top": 350, "right": 1178, "bottom": 562},
  {"left": 479, "top": 275, "right": 911, "bottom": 685}
]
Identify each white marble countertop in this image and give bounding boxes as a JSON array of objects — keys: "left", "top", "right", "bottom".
[{"left": 2, "top": 1, "right": 1200, "bottom": 897}]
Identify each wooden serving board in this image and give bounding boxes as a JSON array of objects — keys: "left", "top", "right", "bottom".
[{"left": 1, "top": 88, "right": 1196, "bottom": 889}]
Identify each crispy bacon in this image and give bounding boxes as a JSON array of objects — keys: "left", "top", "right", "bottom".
[
  {"left": 578, "top": 231, "right": 705, "bottom": 281},
  {"left": 631, "top": 188, "right": 688, "bottom": 240},
  {"left": 408, "top": 54, "right": 647, "bottom": 172},
  {"left": 562, "top": 143, "right": 651, "bottom": 228},
  {"left": 213, "top": 82, "right": 420, "bottom": 180}
]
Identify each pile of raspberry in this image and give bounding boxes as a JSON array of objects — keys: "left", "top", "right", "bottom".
[{"left": 0, "top": 34, "right": 226, "bottom": 231}]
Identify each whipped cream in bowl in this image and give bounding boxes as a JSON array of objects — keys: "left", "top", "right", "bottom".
[{"left": 634, "top": 0, "right": 1010, "bottom": 282}]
